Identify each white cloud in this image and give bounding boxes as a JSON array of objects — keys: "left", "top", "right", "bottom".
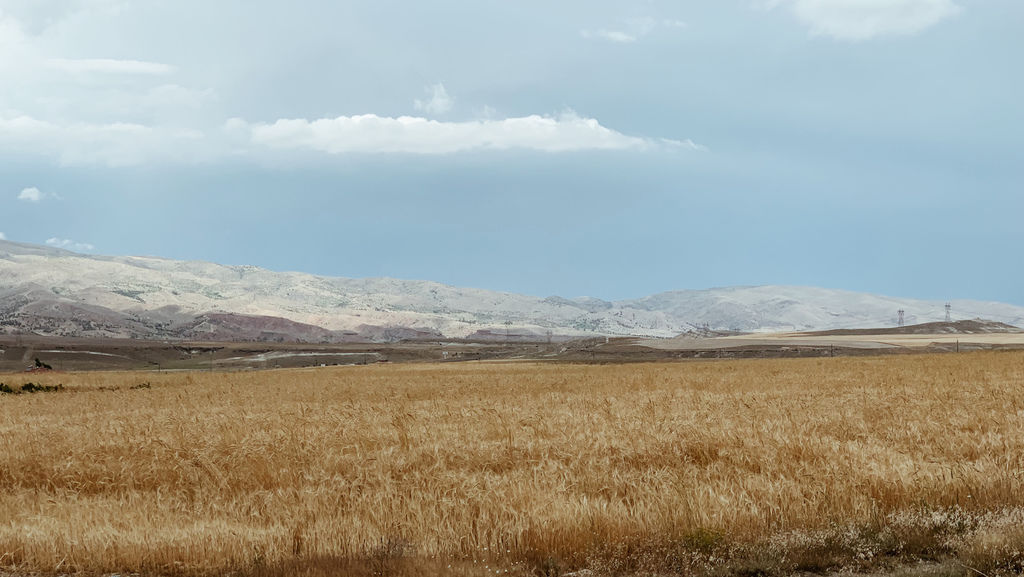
[
  {"left": 766, "top": 0, "right": 961, "bottom": 40},
  {"left": 47, "top": 58, "right": 176, "bottom": 75},
  {"left": 18, "top": 186, "right": 60, "bottom": 202},
  {"left": 0, "top": 108, "right": 696, "bottom": 165},
  {"left": 17, "top": 187, "right": 63, "bottom": 202},
  {"left": 18, "top": 187, "right": 44, "bottom": 202},
  {"left": 581, "top": 17, "right": 685, "bottom": 44},
  {"left": 0, "top": 232, "right": 6, "bottom": 240},
  {"left": 413, "top": 83, "right": 454, "bottom": 116},
  {"left": 242, "top": 111, "right": 701, "bottom": 155},
  {"left": 46, "top": 237, "right": 95, "bottom": 251},
  {"left": 581, "top": 29, "right": 637, "bottom": 43}
]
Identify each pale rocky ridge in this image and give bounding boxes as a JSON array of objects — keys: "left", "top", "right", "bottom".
[{"left": 0, "top": 239, "right": 1021, "bottom": 342}]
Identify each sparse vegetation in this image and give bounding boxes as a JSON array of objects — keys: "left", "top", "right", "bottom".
[{"left": 1, "top": 353, "right": 1024, "bottom": 576}]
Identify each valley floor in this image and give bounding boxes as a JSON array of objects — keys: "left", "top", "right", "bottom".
[{"left": 4, "top": 322, "right": 1024, "bottom": 373}]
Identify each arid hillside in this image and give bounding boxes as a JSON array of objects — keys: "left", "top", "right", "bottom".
[{"left": 3, "top": 239, "right": 1024, "bottom": 342}]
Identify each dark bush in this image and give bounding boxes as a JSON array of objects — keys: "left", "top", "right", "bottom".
[{"left": 1, "top": 382, "right": 65, "bottom": 395}]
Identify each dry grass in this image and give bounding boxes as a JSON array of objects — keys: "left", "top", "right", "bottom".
[{"left": 2, "top": 353, "right": 1024, "bottom": 576}]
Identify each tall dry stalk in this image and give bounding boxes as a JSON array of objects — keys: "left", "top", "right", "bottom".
[{"left": 1, "top": 353, "right": 1023, "bottom": 575}]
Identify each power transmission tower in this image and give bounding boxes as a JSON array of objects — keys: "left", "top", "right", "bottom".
[
  {"left": 945, "top": 303, "right": 952, "bottom": 323},
  {"left": 897, "top": 310, "right": 905, "bottom": 327}
]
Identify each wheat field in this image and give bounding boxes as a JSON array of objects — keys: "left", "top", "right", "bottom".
[{"left": 2, "top": 353, "right": 1024, "bottom": 576}]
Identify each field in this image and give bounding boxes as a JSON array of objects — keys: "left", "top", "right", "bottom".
[{"left": 3, "top": 353, "right": 1024, "bottom": 576}]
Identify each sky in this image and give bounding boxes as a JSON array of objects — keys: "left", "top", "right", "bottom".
[{"left": 1, "top": 0, "right": 1022, "bottom": 304}]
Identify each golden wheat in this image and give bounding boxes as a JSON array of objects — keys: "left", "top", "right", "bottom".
[{"left": 2, "top": 353, "right": 1024, "bottom": 575}]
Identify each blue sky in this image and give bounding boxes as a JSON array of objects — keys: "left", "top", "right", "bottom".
[{"left": 1, "top": 0, "right": 1021, "bottom": 303}]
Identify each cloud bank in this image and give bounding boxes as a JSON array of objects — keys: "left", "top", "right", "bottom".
[
  {"left": 2, "top": 110, "right": 699, "bottom": 165},
  {"left": 768, "top": 0, "right": 961, "bottom": 40},
  {"left": 0, "top": 8, "right": 700, "bottom": 166},
  {"left": 241, "top": 111, "right": 698, "bottom": 155}
]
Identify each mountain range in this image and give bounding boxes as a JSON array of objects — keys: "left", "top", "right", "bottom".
[{"left": 1, "top": 239, "right": 1022, "bottom": 342}]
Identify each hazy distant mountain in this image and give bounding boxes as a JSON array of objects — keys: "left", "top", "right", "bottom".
[{"left": 1, "top": 239, "right": 1021, "bottom": 342}]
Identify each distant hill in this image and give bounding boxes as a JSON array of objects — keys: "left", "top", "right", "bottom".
[
  {"left": 1, "top": 239, "right": 1022, "bottom": 342},
  {"left": 804, "top": 319, "right": 1023, "bottom": 337}
]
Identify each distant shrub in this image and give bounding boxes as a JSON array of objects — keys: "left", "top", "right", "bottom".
[{"left": 0, "top": 382, "right": 65, "bottom": 395}]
